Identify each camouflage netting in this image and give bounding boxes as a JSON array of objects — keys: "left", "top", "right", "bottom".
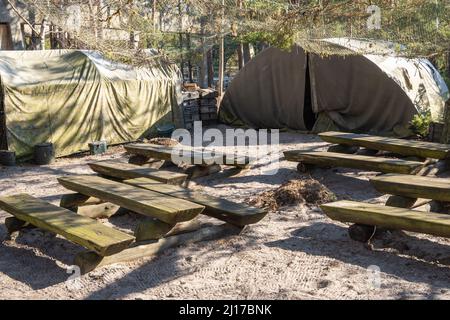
[{"left": 18, "top": 0, "right": 450, "bottom": 65}]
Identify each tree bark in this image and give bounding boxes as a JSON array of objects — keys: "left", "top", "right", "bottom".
[
  {"left": 198, "top": 17, "right": 208, "bottom": 88},
  {"left": 207, "top": 48, "right": 214, "bottom": 88},
  {"left": 447, "top": 51, "right": 450, "bottom": 80},
  {"left": 237, "top": 44, "right": 244, "bottom": 69},
  {"left": 243, "top": 43, "right": 252, "bottom": 64}
]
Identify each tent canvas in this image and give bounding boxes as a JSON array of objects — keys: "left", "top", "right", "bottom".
[
  {"left": 0, "top": 49, "right": 182, "bottom": 158},
  {"left": 220, "top": 39, "right": 449, "bottom": 135}
]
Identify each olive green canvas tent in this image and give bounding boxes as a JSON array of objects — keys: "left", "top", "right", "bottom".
[
  {"left": 0, "top": 49, "right": 181, "bottom": 158},
  {"left": 220, "top": 39, "right": 449, "bottom": 135}
]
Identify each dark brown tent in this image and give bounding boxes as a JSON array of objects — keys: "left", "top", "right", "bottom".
[{"left": 220, "top": 39, "right": 448, "bottom": 135}]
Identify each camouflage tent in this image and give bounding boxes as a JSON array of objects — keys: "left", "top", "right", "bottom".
[
  {"left": 0, "top": 49, "right": 182, "bottom": 158},
  {"left": 220, "top": 39, "right": 449, "bottom": 135}
]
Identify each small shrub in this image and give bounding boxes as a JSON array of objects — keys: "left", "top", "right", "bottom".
[{"left": 409, "top": 110, "right": 432, "bottom": 138}]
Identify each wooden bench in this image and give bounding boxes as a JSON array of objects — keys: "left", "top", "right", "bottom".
[
  {"left": 57, "top": 175, "right": 205, "bottom": 224},
  {"left": 0, "top": 194, "right": 135, "bottom": 256},
  {"left": 88, "top": 160, "right": 187, "bottom": 185},
  {"left": 124, "top": 177, "right": 268, "bottom": 227},
  {"left": 370, "top": 174, "right": 450, "bottom": 203},
  {"left": 125, "top": 143, "right": 254, "bottom": 168},
  {"left": 74, "top": 223, "right": 243, "bottom": 274},
  {"left": 284, "top": 150, "right": 424, "bottom": 174},
  {"left": 321, "top": 200, "right": 450, "bottom": 239},
  {"left": 319, "top": 131, "right": 450, "bottom": 159}
]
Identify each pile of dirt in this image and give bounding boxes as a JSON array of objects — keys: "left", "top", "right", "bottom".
[
  {"left": 147, "top": 138, "right": 180, "bottom": 147},
  {"left": 249, "top": 178, "right": 336, "bottom": 211}
]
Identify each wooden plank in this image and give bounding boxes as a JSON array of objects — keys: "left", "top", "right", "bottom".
[
  {"left": 370, "top": 174, "right": 450, "bottom": 202},
  {"left": 74, "top": 223, "right": 242, "bottom": 274},
  {"left": 125, "top": 143, "right": 253, "bottom": 168},
  {"left": 284, "top": 150, "right": 424, "bottom": 174},
  {"left": 88, "top": 160, "right": 187, "bottom": 185},
  {"left": 57, "top": 175, "right": 205, "bottom": 224},
  {"left": 321, "top": 200, "right": 450, "bottom": 238},
  {"left": 124, "top": 177, "right": 268, "bottom": 227},
  {"left": 0, "top": 194, "right": 135, "bottom": 256},
  {"left": 319, "top": 131, "right": 450, "bottom": 160}
]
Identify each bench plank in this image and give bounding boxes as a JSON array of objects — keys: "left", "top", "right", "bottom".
[
  {"left": 321, "top": 200, "right": 450, "bottom": 238},
  {"left": 284, "top": 150, "right": 424, "bottom": 174},
  {"left": 371, "top": 174, "right": 450, "bottom": 202},
  {"left": 124, "top": 177, "right": 268, "bottom": 227},
  {"left": 57, "top": 175, "right": 204, "bottom": 224},
  {"left": 125, "top": 143, "right": 253, "bottom": 168},
  {"left": 0, "top": 194, "right": 135, "bottom": 256},
  {"left": 88, "top": 160, "right": 187, "bottom": 185},
  {"left": 319, "top": 131, "right": 450, "bottom": 159}
]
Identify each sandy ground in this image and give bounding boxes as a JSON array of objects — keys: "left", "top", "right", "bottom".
[{"left": 0, "top": 125, "right": 449, "bottom": 300}]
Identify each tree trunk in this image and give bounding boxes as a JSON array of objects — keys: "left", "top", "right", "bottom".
[
  {"left": 186, "top": 33, "right": 193, "bottom": 82},
  {"left": 237, "top": 43, "right": 244, "bottom": 69},
  {"left": 198, "top": 17, "right": 208, "bottom": 88},
  {"left": 39, "top": 18, "right": 46, "bottom": 50},
  {"left": 243, "top": 43, "right": 252, "bottom": 64},
  {"left": 447, "top": 51, "right": 450, "bottom": 80},
  {"left": 217, "top": 0, "right": 225, "bottom": 95},
  {"left": 207, "top": 48, "right": 214, "bottom": 88}
]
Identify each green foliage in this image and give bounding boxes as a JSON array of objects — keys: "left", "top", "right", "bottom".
[{"left": 409, "top": 110, "right": 432, "bottom": 138}]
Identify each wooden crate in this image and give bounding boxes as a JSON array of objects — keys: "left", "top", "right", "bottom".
[
  {"left": 182, "top": 91, "right": 200, "bottom": 101},
  {"left": 199, "top": 89, "right": 219, "bottom": 99},
  {"left": 182, "top": 99, "right": 200, "bottom": 108},
  {"left": 183, "top": 105, "right": 200, "bottom": 114},
  {"left": 200, "top": 105, "right": 218, "bottom": 114},
  {"left": 200, "top": 113, "right": 218, "bottom": 121},
  {"left": 200, "top": 97, "right": 219, "bottom": 106}
]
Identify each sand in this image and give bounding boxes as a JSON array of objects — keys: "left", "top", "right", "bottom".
[{"left": 0, "top": 126, "right": 449, "bottom": 300}]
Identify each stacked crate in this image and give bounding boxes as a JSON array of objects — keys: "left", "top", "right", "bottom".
[
  {"left": 181, "top": 91, "right": 200, "bottom": 130},
  {"left": 199, "top": 89, "right": 219, "bottom": 125}
]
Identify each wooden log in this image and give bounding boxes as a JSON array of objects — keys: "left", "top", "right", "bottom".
[
  {"left": 4, "top": 216, "right": 33, "bottom": 234},
  {"left": 134, "top": 217, "right": 203, "bottom": 242},
  {"left": 348, "top": 224, "right": 376, "bottom": 243},
  {"left": 284, "top": 150, "right": 424, "bottom": 174},
  {"left": 74, "top": 223, "right": 243, "bottom": 274},
  {"left": 319, "top": 131, "right": 450, "bottom": 160},
  {"left": 88, "top": 160, "right": 187, "bottom": 185},
  {"left": 124, "top": 177, "right": 268, "bottom": 227},
  {"left": 371, "top": 174, "right": 450, "bottom": 202},
  {"left": 60, "top": 193, "right": 105, "bottom": 211},
  {"left": 134, "top": 218, "right": 176, "bottom": 242},
  {"left": 185, "top": 164, "right": 222, "bottom": 179},
  {"left": 321, "top": 200, "right": 450, "bottom": 238},
  {"left": 385, "top": 195, "right": 418, "bottom": 208},
  {"left": 297, "top": 162, "right": 316, "bottom": 173},
  {"left": 128, "top": 155, "right": 151, "bottom": 165},
  {"left": 0, "top": 194, "right": 135, "bottom": 256},
  {"left": 58, "top": 175, "right": 205, "bottom": 224},
  {"left": 356, "top": 148, "right": 379, "bottom": 156},
  {"left": 327, "top": 144, "right": 359, "bottom": 154}
]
